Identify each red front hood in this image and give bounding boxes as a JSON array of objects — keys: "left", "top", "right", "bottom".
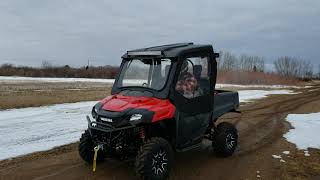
[{"left": 100, "top": 95, "right": 176, "bottom": 122}]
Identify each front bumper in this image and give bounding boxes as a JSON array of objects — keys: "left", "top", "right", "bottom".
[
  {"left": 86, "top": 115, "right": 136, "bottom": 133},
  {"left": 86, "top": 115, "right": 143, "bottom": 159}
]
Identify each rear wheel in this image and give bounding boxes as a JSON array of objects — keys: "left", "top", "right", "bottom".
[
  {"left": 213, "top": 122, "right": 238, "bottom": 157},
  {"left": 135, "top": 137, "right": 173, "bottom": 180},
  {"left": 78, "top": 130, "right": 104, "bottom": 163}
]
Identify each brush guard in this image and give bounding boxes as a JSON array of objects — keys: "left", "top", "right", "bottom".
[
  {"left": 86, "top": 116, "right": 143, "bottom": 160},
  {"left": 86, "top": 115, "right": 136, "bottom": 133}
]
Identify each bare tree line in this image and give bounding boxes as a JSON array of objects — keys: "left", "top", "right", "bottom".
[
  {"left": 0, "top": 62, "right": 118, "bottom": 79},
  {"left": 274, "top": 56, "right": 313, "bottom": 79},
  {"left": 0, "top": 55, "right": 318, "bottom": 83},
  {"left": 218, "top": 51, "right": 317, "bottom": 80},
  {"left": 217, "top": 51, "right": 265, "bottom": 72}
]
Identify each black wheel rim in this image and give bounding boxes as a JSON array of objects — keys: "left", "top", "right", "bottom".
[
  {"left": 151, "top": 149, "right": 168, "bottom": 175},
  {"left": 226, "top": 133, "right": 236, "bottom": 150}
]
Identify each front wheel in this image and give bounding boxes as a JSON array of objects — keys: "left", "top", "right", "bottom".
[
  {"left": 78, "top": 130, "right": 105, "bottom": 163},
  {"left": 213, "top": 122, "right": 238, "bottom": 157},
  {"left": 135, "top": 137, "right": 173, "bottom": 180}
]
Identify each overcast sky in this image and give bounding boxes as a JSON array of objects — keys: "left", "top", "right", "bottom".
[{"left": 0, "top": 0, "right": 319, "bottom": 69}]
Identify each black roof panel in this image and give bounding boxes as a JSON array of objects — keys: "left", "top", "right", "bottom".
[{"left": 122, "top": 42, "right": 214, "bottom": 58}]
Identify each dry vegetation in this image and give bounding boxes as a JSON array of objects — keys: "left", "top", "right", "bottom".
[
  {"left": 0, "top": 63, "right": 118, "bottom": 79},
  {"left": 217, "top": 70, "right": 300, "bottom": 85},
  {"left": 217, "top": 51, "right": 317, "bottom": 85}
]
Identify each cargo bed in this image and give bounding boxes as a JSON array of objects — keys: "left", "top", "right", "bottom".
[{"left": 212, "top": 90, "right": 239, "bottom": 121}]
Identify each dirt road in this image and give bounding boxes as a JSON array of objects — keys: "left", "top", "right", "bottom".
[{"left": 1, "top": 84, "right": 320, "bottom": 180}]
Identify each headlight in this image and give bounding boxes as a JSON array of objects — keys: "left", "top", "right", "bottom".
[{"left": 130, "top": 114, "right": 142, "bottom": 121}]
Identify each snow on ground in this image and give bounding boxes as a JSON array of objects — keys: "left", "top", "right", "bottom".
[
  {"left": 0, "top": 76, "right": 115, "bottom": 83},
  {"left": 282, "top": 151, "right": 290, "bottom": 155},
  {"left": 215, "top": 83, "right": 305, "bottom": 89},
  {"left": 0, "top": 101, "right": 96, "bottom": 160},
  {"left": 280, "top": 159, "right": 286, "bottom": 163},
  {"left": 0, "top": 89, "right": 296, "bottom": 160},
  {"left": 272, "top": 155, "right": 282, "bottom": 159},
  {"left": 304, "top": 150, "right": 311, "bottom": 157},
  {"left": 0, "top": 76, "right": 305, "bottom": 89},
  {"left": 238, "top": 90, "right": 295, "bottom": 103},
  {"left": 284, "top": 113, "right": 320, "bottom": 150},
  {"left": 272, "top": 154, "right": 287, "bottom": 163}
]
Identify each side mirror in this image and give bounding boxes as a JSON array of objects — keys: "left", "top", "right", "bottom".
[{"left": 214, "top": 53, "right": 220, "bottom": 58}]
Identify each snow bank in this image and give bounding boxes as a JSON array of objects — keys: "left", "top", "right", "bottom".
[
  {"left": 284, "top": 113, "right": 320, "bottom": 150},
  {"left": 282, "top": 151, "right": 290, "bottom": 155},
  {"left": 238, "top": 90, "right": 295, "bottom": 103},
  {"left": 272, "top": 155, "right": 282, "bottom": 159},
  {"left": 215, "top": 83, "right": 305, "bottom": 89},
  {"left": 0, "top": 101, "right": 96, "bottom": 160},
  {"left": 272, "top": 154, "right": 287, "bottom": 163},
  {"left": 0, "top": 76, "right": 115, "bottom": 83},
  {"left": 0, "top": 89, "right": 296, "bottom": 160}
]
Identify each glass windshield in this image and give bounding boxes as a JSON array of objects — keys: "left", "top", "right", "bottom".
[{"left": 117, "top": 58, "right": 172, "bottom": 90}]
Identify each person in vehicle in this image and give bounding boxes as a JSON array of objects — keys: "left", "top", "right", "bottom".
[{"left": 175, "top": 60, "right": 203, "bottom": 98}]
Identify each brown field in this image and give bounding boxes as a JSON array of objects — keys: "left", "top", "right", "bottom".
[
  {"left": 0, "top": 81, "right": 111, "bottom": 109},
  {"left": 0, "top": 80, "right": 258, "bottom": 110}
]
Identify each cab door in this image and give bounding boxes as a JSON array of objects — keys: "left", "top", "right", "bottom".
[{"left": 171, "top": 51, "right": 217, "bottom": 150}]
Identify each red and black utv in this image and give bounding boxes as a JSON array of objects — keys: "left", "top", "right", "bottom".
[{"left": 79, "top": 43, "right": 239, "bottom": 180}]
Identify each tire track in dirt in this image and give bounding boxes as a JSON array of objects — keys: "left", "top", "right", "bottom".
[
  {"left": 234, "top": 87, "right": 320, "bottom": 156},
  {"left": 32, "top": 164, "right": 83, "bottom": 180}
]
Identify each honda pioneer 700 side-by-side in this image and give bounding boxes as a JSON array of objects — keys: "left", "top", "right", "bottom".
[{"left": 78, "top": 43, "right": 240, "bottom": 180}]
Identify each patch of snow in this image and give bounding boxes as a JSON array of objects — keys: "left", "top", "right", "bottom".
[
  {"left": 284, "top": 113, "right": 320, "bottom": 150},
  {"left": 308, "top": 88, "right": 320, "bottom": 92},
  {"left": 0, "top": 76, "right": 115, "bottom": 83},
  {"left": 272, "top": 154, "right": 287, "bottom": 163},
  {"left": 238, "top": 90, "right": 296, "bottom": 103},
  {"left": 0, "top": 101, "right": 96, "bottom": 160},
  {"left": 282, "top": 151, "right": 290, "bottom": 155},
  {"left": 0, "top": 76, "right": 149, "bottom": 86},
  {"left": 216, "top": 83, "right": 306, "bottom": 89},
  {"left": 272, "top": 155, "right": 282, "bottom": 159},
  {"left": 33, "top": 89, "right": 52, "bottom": 92},
  {"left": 304, "top": 151, "right": 310, "bottom": 157},
  {"left": 66, "top": 88, "right": 82, "bottom": 91}
]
